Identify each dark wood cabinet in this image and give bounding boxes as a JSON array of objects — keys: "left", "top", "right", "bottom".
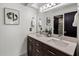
[
  {"left": 27, "top": 36, "right": 71, "bottom": 56},
  {"left": 27, "top": 36, "right": 43, "bottom": 56}
]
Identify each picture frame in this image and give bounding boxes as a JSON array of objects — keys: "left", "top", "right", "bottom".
[{"left": 4, "top": 8, "right": 20, "bottom": 25}]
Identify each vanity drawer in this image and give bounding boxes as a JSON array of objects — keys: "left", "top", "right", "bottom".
[
  {"left": 42, "top": 42, "right": 70, "bottom": 56},
  {"left": 42, "top": 43, "right": 56, "bottom": 56},
  {"left": 33, "top": 39, "right": 41, "bottom": 47},
  {"left": 32, "top": 48, "right": 42, "bottom": 56},
  {"left": 47, "top": 47, "right": 69, "bottom": 56}
]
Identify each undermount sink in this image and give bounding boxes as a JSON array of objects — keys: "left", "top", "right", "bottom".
[
  {"left": 47, "top": 38, "right": 69, "bottom": 47},
  {"left": 36, "top": 33, "right": 69, "bottom": 47}
]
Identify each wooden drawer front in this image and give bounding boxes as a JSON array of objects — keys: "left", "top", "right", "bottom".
[
  {"left": 32, "top": 48, "right": 42, "bottom": 56},
  {"left": 29, "top": 36, "right": 41, "bottom": 47},
  {"left": 33, "top": 39, "right": 40, "bottom": 47},
  {"left": 42, "top": 42, "right": 70, "bottom": 56},
  {"left": 47, "top": 46, "right": 68, "bottom": 56},
  {"left": 42, "top": 43, "right": 56, "bottom": 56}
]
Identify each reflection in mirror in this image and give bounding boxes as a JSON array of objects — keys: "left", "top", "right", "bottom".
[
  {"left": 38, "top": 18, "right": 42, "bottom": 34},
  {"left": 64, "top": 11, "right": 77, "bottom": 37},
  {"left": 45, "top": 17, "right": 52, "bottom": 37},
  {"left": 54, "top": 15, "right": 63, "bottom": 37}
]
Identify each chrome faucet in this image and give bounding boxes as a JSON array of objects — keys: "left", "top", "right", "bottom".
[{"left": 58, "top": 33, "right": 63, "bottom": 40}]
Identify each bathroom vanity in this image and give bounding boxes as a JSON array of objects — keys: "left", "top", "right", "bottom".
[{"left": 27, "top": 33, "right": 77, "bottom": 56}]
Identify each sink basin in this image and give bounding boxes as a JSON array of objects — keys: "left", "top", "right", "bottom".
[
  {"left": 36, "top": 33, "right": 69, "bottom": 47},
  {"left": 36, "top": 33, "right": 45, "bottom": 37},
  {"left": 47, "top": 38, "right": 69, "bottom": 47}
]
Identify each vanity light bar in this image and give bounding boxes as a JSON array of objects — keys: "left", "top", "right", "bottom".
[{"left": 40, "top": 3, "right": 60, "bottom": 12}]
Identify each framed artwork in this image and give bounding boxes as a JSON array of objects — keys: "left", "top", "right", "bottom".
[{"left": 4, "top": 8, "right": 20, "bottom": 25}]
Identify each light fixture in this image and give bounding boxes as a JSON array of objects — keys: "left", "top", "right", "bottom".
[
  {"left": 51, "top": 3, "right": 56, "bottom": 6},
  {"left": 40, "top": 3, "right": 60, "bottom": 12}
]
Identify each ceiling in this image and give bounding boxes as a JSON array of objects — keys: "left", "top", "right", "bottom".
[{"left": 21, "top": 3, "right": 47, "bottom": 9}]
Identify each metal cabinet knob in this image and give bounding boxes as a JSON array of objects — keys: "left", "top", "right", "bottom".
[
  {"left": 48, "top": 50, "right": 56, "bottom": 55},
  {"left": 36, "top": 43, "right": 39, "bottom": 46},
  {"left": 29, "top": 39, "right": 32, "bottom": 42},
  {"left": 36, "top": 49, "right": 40, "bottom": 53}
]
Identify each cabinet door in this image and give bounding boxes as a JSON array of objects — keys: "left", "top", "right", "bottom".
[{"left": 64, "top": 11, "right": 77, "bottom": 37}]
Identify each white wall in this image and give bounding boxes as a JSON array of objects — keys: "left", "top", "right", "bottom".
[{"left": 0, "top": 3, "right": 37, "bottom": 56}]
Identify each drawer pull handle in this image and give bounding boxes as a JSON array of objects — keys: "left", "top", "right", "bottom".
[
  {"left": 48, "top": 50, "right": 56, "bottom": 55},
  {"left": 36, "top": 49, "right": 40, "bottom": 53},
  {"left": 36, "top": 44, "right": 39, "bottom": 46},
  {"left": 29, "top": 39, "right": 32, "bottom": 41}
]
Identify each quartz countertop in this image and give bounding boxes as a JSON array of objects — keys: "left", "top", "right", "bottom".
[{"left": 28, "top": 33, "right": 77, "bottom": 56}]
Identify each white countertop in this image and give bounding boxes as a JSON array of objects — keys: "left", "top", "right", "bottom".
[{"left": 28, "top": 33, "right": 77, "bottom": 56}]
